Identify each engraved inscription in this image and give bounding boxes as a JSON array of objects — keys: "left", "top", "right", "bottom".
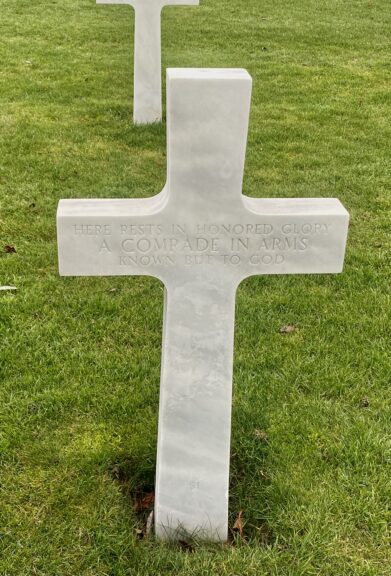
[
  {"left": 74, "top": 224, "right": 112, "bottom": 235},
  {"left": 72, "top": 221, "right": 331, "bottom": 269}
]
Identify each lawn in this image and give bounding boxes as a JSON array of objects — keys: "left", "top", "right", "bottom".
[{"left": 0, "top": 0, "right": 390, "bottom": 574}]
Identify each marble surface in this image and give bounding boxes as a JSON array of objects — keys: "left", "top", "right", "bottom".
[
  {"left": 57, "top": 68, "right": 349, "bottom": 541},
  {"left": 97, "top": 0, "right": 200, "bottom": 124}
]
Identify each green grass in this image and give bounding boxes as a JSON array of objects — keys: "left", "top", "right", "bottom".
[{"left": 1, "top": 0, "right": 390, "bottom": 574}]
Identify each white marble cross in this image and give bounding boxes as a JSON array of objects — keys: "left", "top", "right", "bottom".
[
  {"left": 97, "top": 0, "right": 200, "bottom": 124},
  {"left": 57, "top": 69, "right": 349, "bottom": 541}
]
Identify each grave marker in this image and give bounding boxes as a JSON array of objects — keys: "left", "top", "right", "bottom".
[
  {"left": 97, "top": 0, "right": 200, "bottom": 124},
  {"left": 57, "top": 69, "right": 349, "bottom": 540}
]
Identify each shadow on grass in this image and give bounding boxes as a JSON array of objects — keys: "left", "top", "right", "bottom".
[
  {"left": 229, "top": 426, "right": 276, "bottom": 547},
  {"left": 106, "top": 429, "right": 276, "bottom": 550}
]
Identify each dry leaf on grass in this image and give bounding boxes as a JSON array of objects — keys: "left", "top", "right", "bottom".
[
  {"left": 259, "top": 469, "right": 268, "bottom": 480},
  {"left": 279, "top": 325, "right": 297, "bottom": 334},
  {"left": 233, "top": 510, "right": 244, "bottom": 537},
  {"left": 135, "top": 491, "right": 155, "bottom": 512},
  {"left": 179, "top": 540, "right": 194, "bottom": 553},
  {"left": 254, "top": 430, "right": 268, "bottom": 441},
  {"left": 4, "top": 245, "right": 16, "bottom": 253}
]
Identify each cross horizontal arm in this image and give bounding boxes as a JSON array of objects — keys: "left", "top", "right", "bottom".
[
  {"left": 96, "top": 0, "right": 199, "bottom": 8},
  {"left": 57, "top": 196, "right": 349, "bottom": 280},
  {"left": 242, "top": 197, "right": 349, "bottom": 277}
]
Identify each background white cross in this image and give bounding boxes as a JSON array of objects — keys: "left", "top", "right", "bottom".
[{"left": 97, "top": 0, "right": 200, "bottom": 123}]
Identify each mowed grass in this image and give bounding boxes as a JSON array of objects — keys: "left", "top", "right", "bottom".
[{"left": 0, "top": 0, "right": 390, "bottom": 574}]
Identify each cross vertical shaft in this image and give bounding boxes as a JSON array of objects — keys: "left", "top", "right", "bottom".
[
  {"left": 156, "top": 282, "right": 237, "bottom": 539},
  {"left": 133, "top": 3, "right": 162, "bottom": 123}
]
